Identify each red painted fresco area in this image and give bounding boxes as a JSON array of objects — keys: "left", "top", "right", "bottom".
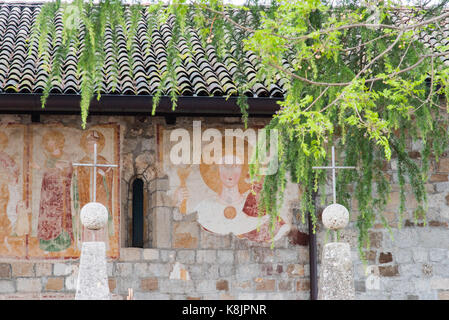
[{"left": 0, "top": 124, "right": 120, "bottom": 260}]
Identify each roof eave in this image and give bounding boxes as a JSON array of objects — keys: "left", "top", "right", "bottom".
[{"left": 0, "top": 93, "right": 281, "bottom": 118}]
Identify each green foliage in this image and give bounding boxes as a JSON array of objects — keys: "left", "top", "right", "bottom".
[{"left": 30, "top": 0, "right": 449, "bottom": 255}]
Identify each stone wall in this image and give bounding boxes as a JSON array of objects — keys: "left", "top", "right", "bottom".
[
  {"left": 313, "top": 140, "right": 449, "bottom": 300},
  {"left": 0, "top": 114, "right": 448, "bottom": 300},
  {"left": 0, "top": 245, "right": 310, "bottom": 300}
]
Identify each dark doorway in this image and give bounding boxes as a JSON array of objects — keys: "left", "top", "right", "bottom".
[{"left": 132, "top": 178, "right": 144, "bottom": 247}]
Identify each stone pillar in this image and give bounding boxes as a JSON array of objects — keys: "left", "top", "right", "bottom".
[
  {"left": 75, "top": 242, "right": 110, "bottom": 300},
  {"left": 75, "top": 202, "right": 111, "bottom": 300},
  {"left": 318, "top": 242, "right": 355, "bottom": 300},
  {"left": 318, "top": 203, "right": 355, "bottom": 300}
]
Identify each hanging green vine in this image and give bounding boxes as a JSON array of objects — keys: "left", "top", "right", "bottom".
[{"left": 29, "top": 0, "right": 449, "bottom": 255}]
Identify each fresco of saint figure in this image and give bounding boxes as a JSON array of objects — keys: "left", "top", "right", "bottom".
[
  {"left": 0, "top": 131, "right": 20, "bottom": 251},
  {"left": 37, "top": 130, "right": 73, "bottom": 252},
  {"left": 173, "top": 137, "right": 290, "bottom": 242},
  {"left": 72, "top": 129, "right": 114, "bottom": 244}
]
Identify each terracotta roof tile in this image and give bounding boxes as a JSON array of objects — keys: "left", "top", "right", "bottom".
[
  {"left": 1, "top": 4, "right": 448, "bottom": 99},
  {"left": 0, "top": 3, "right": 285, "bottom": 97}
]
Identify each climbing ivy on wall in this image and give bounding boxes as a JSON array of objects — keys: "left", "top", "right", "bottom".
[{"left": 30, "top": 0, "right": 449, "bottom": 257}]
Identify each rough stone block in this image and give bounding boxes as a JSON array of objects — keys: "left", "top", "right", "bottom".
[
  {"left": 399, "top": 263, "right": 422, "bottom": 277},
  {"left": 0, "top": 280, "right": 15, "bottom": 293},
  {"left": 430, "top": 173, "right": 448, "bottom": 182},
  {"left": 177, "top": 250, "right": 196, "bottom": 264},
  {"left": 219, "top": 265, "right": 234, "bottom": 277},
  {"left": 287, "top": 227, "right": 309, "bottom": 246},
  {"left": 364, "top": 250, "right": 377, "bottom": 262},
  {"left": 235, "top": 250, "right": 250, "bottom": 264},
  {"left": 160, "top": 250, "right": 176, "bottom": 263},
  {"left": 0, "top": 264, "right": 11, "bottom": 278},
  {"left": 414, "top": 279, "right": 431, "bottom": 292},
  {"left": 140, "top": 278, "right": 158, "bottom": 291},
  {"left": 159, "top": 279, "right": 195, "bottom": 294},
  {"left": 119, "top": 248, "right": 142, "bottom": 261},
  {"left": 196, "top": 250, "right": 217, "bottom": 264},
  {"left": 148, "top": 263, "right": 172, "bottom": 277},
  {"left": 11, "top": 263, "right": 34, "bottom": 277},
  {"left": 386, "top": 192, "right": 400, "bottom": 210},
  {"left": 433, "top": 264, "right": 449, "bottom": 276},
  {"left": 220, "top": 293, "right": 235, "bottom": 300},
  {"left": 378, "top": 252, "right": 393, "bottom": 264},
  {"left": 430, "top": 248, "right": 447, "bottom": 262},
  {"left": 134, "top": 292, "right": 171, "bottom": 300},
  {"left": 438, "top": 291, "right": 449, "bottom": 300},
  {"left": 368, "top": 232, "right": 383, "bottom": 248},
  {"left": 286, "top": 264, "right": 305, "bottom": 277},
  {"left": 134, "top": 263, "right": 150, "bottom": 277},
  {"left": 35, "top": 263, "right": 52, "bottom": 277},
  {"left": 108, "top": 278, "right": 116, "bottom": 292},
  {"left": 251, "top": 248, "right": 275, "bottom": 263},
  {"left": 45, "top": 278, "right": 64, "bottom": 291},
  {"left": 17, "top": 278, "right": 41, "bottom": 293},
  {"left": 217, "top": 250, "right": 234, "bottom": 264},
  {"left": 235, "top": 264, "right": 262, "bottom": 280},
  {"left": 431, "top": 278, "right": 449, "bottom": 290},
  {"left": 116, "top": 263, "right": 133, "bottom": 277},
  {"left": 216, "top": 280, "right": 229, "bottom": 291},
  {"left": 297, "top": 247, "right": 310, "bottom": 264},
  {"left": 195, "top": 280, "right": 217, "bottom": 293},
  {"left": 395, "top": 249, "right": 412, "bottom": 263},
  {"left": 143, "top": 249, "right": 160, "bottom": 261},
  {"left": 418, "top": 228, "right": 449, "bottom": 249},
  {"left": 53, "top": 263, "right": 72, "bottom": 276},
  {"left": 254, "top": 278, "right": 275, "bottom": 291},
  {"left": 237, "top": 292, "right": 268, "bottom": 300},
  {"left": 412, "top": 248, "right": 428, "bottom": 263},
  {"left": 189, "top": 264, "right": 219, "bottom": 280},
  {"left": 232, "top": 280, "right": 252, "bottom": 291},
  {"left": 278, "top": 280, "right": 293, "bottom": 291},
  {"left": 296, "top": 279, "right": 310, "bottom": 292},
  {"left": 379, "top": 265, "right": 399, "bottom": 277}
]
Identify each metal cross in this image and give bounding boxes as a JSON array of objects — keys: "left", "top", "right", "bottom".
[
  {"left": 312, "top": 146, "right": 356, "bottom": 204},
  {"left": 72, "top": 143, "right": 118, "bottom": 202}
]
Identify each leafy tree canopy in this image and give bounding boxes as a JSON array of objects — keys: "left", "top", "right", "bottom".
[{"left": 30, "top": 0, "right": 449, "bottom": 257}]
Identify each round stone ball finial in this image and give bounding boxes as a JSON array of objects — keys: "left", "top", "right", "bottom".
[
  {"left": 80, "top": 202, "right": 108, "bottom": 230},
  {"left": 322, "top": 203, "right": 349, "bottom": 230}
]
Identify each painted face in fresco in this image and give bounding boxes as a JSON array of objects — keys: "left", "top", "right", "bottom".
[
  {"left": 81, "top": 130, "right": 104, "bottom": 155},
  {"left": 86, "top": 139, "right": 98, "bottom": 153},
  {"left": 46, "top": 137, "right": 63, "bottom": 158},
  {"left": 219, "top": 155, "right": 242, "bottom": 188}
]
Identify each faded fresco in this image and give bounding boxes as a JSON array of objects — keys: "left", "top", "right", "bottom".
[
  {"left": 0, "top": 123, "right": 120, "bottom": 259},
  {"left": 0, "top": 124, "right": 27, "bottom": 258},
  {"left": 158, "top": 125, "right": 297, "bottom": 243}
]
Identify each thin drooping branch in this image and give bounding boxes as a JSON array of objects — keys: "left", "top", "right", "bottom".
[
  {"left": 202, "top": 4, "right": 449, "bottom": 44},
  {"left": 268, "top": 50, "right": 449, "bottom": 87},
  {"left": 304, "top": 86, "right": 330, "bottom": 112}
]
